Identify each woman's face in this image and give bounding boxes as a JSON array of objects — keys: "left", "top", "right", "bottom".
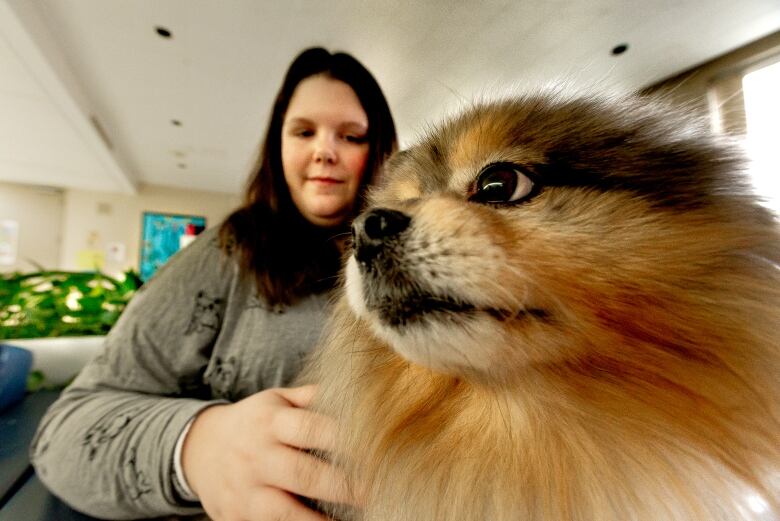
[{"left": 281, "top": 75, "right": 370, "bottom": 228}]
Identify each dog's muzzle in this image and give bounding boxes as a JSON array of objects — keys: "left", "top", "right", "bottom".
[{"left": 351, "top": 208, "right": 410, "bottom": 266}]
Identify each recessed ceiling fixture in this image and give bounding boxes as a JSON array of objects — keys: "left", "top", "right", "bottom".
[
  {"left": 171, "top": 119, "right": 182, "bottom": 126},
  {"left": 612, "top": 43, "right": 629, "bottom": 56},
  {"left": 155, "top": 26, "right": 172, "bottom": 39}
]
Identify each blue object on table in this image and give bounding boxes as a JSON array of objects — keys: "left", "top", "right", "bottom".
[
  {"left": 0, "top": 344, "right": 33, "bottom": 413},
  {"left": 0, "top": 390, "right": 96, "bottom": 520}
]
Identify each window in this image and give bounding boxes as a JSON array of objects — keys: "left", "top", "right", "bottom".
[{"left": 742, "top": 58, "right": 780, "bottom": 212}]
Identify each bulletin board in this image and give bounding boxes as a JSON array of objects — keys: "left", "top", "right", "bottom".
[{"left": 139, "top": 212, "right": 206, "bottom": 281}]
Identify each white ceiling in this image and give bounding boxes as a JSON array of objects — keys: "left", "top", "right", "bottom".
[{"left": 1, "top": 0, "right": 779, "bottom": 195}]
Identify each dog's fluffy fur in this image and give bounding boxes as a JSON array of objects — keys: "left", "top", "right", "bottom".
[{"left": 306, "top": 92, "right": 780, "bottom": 520}]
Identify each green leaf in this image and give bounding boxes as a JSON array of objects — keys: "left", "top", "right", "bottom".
[
  {"left": 1, "top": 269, "right": 142, "bottom": 339},
  {"left": 26, "top": 370, "right": 45, "bottom": 392}
]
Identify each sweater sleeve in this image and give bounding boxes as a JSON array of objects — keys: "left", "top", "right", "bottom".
[{"left": 30, "top": 228, "right": 234, "bottom": 519}]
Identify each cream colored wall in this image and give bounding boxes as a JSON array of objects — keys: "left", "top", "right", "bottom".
[
  {"left": 59, "top": 183, "right": 240, "bottom": 275},
  {"left": 0, "top": 181, "right": 64, "bottom": 272}
]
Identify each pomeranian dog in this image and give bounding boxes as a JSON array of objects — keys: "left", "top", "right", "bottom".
[{"left": 307, "top": 91, "right": 780, "bottom": 521}]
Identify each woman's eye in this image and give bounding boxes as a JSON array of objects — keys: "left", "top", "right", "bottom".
[
  {"left": 295, "top": 129, "right": 314, "bottom": 137},
  {"left": 470, "top": 163, "right": 536, "bottom": 204},
  {"left": 343, "top": 134, "right": 367, "bottom": 144}
]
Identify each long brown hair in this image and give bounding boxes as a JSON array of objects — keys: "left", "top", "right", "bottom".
[{"left": 220, "top": 47, "right": 397, "bottom": 306}]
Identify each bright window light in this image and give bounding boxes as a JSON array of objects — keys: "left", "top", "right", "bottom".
[{"left": 742, "top": 59, "right": 780, "bottom": 213}]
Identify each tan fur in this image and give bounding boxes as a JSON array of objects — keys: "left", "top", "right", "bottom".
[{"left": 304, "top": 92, "right": 780, "bottom": 521}]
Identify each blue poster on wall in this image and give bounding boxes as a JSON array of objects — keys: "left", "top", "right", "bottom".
[{"left": 139, "top": 212, "right": 206, "bottom": 281}]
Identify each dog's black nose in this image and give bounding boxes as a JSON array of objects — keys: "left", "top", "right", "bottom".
[
  {"left": 352, "top": 208, "right": 410, "bottom": 265},
  {"left": 362, "top": 208, "right": 410, "bottom": 240}
]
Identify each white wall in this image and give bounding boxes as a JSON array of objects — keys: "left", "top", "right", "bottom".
[
  {"left": 0, "top": 180, "right": 240, "bottom": 275},
  {"left": 0, "top": 181, "right": 63, "bottom": 272},
  {"left": 59, "top": 183, "right": 240, "bottom": 275}
]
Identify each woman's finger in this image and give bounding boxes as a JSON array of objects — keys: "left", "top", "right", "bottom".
[
  {"left": 262, "top": 446, "right": 356, "bottom": 505},
  {"left": 276, "top": 385, "right": 318, "bottom": 408},
  {"left": 246, "top": 487, "right": 330, "bottom": 521},
  {"left": 271, "top": 406, "right": 337, "bottom": 452}
]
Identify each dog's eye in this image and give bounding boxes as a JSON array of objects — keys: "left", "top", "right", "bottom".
[{"left": 470, "top": 163, "right": 535, "bottom": 204}]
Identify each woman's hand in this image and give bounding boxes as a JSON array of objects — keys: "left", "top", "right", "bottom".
[{"left": 181, "top": 385, "right": 353, "bottom": 520}]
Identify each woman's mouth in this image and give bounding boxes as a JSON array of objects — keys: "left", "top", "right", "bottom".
[{"left": 309, "top": 177, "right": 343, "bottom": 184}]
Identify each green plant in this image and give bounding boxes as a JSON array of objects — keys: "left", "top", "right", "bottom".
[{"left": 0, "top": 269, "right": 142, "bottom": 339}]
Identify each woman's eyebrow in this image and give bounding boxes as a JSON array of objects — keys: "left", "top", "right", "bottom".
[
  {"left": 284, "top": 117, "right": 312, "bottom": 126},
  {"left": 340, "top": 121, "right": 368, "bottom": 132},
  {"left": 284, "top": 117, "right": 367, "bottom": 132}
]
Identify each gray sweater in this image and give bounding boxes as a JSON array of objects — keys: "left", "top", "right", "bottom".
[{"left": 30, "top": 227, "right": 332, "bottom": 519}]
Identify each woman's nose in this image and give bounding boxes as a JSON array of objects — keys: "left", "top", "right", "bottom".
[{"left": 313, "top": 135, "right": 337, "bottom": 164}]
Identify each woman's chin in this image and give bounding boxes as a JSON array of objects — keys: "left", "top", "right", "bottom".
[{"left": 294, "top": 188, "right": 358, "bottom": 227}]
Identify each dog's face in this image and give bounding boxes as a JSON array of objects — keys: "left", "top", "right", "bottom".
[{"left": 345, "top": 93, "right": 763, "bottom": 381}]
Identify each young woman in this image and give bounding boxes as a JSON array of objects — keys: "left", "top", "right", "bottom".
[{"left": 31, "top": 47, "right": 397, "bottom": 521}]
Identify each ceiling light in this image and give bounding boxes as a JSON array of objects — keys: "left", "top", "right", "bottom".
[{"left": 612, "top": 43, "right": 629, "bottom": 56}]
